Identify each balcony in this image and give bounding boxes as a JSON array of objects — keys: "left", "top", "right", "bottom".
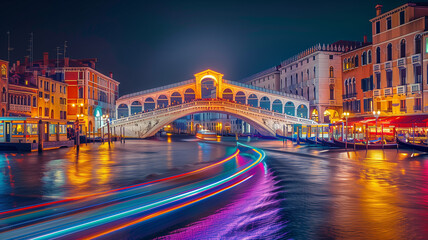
[
  {"left": 374, "top": 64, "right": 381, "bottom": 72},
  {"left": 9, "top": 104, "right": 31, "bottom": 112},
  {"left": 384, "top": 61, "right": 392, "bottom": 70},
  {"left": 408, "top": 83, "right": 421, "bottom": 94},
  {"left": 329, "top": 78, "right": 335, "bottom": 84},
  {"left": 412, "top": 54, "right": 421, "bottom": 65},
  {"left": 400, "top": 107, "right": 407, "bottom": 112},
  {"left": 386, "top": 108, "right": 393, "bottom": 113},
  {"left": 342, "top": 93, "right": 357, "bottom": 99},
  {"left": 395, "top": 85, "right": 406, "bottom": 95},
  {"left": 384, "top": 87, "right": 393, "bottom": 96},
  {"left": 329, "top": 100, "right": 336, "bottom": 105},
  {"left": 397, "top": 57, "right": 406, "bottom": 68},
  {"left": 373, "top": 89, "right": 381, "bottom": 97},
  {"left": 414, "top": 105, "right": 422, "bottom": 111}
]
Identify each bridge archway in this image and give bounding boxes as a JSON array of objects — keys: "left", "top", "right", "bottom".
[
  {"left": 142, "top": 108, "right": 283, "bottom": 138},
  {"left": 297, "top": 104, "right": 308, "bottom": 118},
  {"left": 284, "top": 101, "right": 295, "bottom": 116},
  {"left": 194, "top": 69, "right": 224, "bottom": 99},
  {"left": 248, "top": 94, "right": 258, "bottom": 107},
  {"left": 235, "top": 91, "right": 246, "bottom": 104},
  {"left": 157, "top": 95, "right": 168, "bottom": 108},
  {"left": 260, "top": 96, "right": 270, "bottom": 110},
  {"left": 222, "top": 88, "right": 233, "bottom": 101},
  {"left": 201, "top": 78, "right": 216, "bottom": 98},
  {"left": 171, "top": 92, "right": 182, "bottom": 105},
  {"left": 131, "top": 101, "right": 142, "bottom": 115},
  {"left": 184, "top": 88, "right": 195, "bottom": 102},
  {"left": 144, "top": 97, "right": 156, "bottom": 112},
  {"left": 117, "top": 104, "right": 129, "bottom": 118},
  {"left": 272, "top": 99, "right": 282, "bottom": 113}
]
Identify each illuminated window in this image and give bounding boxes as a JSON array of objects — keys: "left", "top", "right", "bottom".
[
  {"left": 425, "top": 38, "right": 428, "bottom": 53},
  {"left": 1, "top": 65, "right": 6, "bottom": 77}
]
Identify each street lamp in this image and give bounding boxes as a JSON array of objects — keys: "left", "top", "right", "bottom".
[
  {"left": 343, "top": 112, "right": 350, "bottom": 149},
  {"left": 373, "top": 110, "right": 381, "bottom": 138}
]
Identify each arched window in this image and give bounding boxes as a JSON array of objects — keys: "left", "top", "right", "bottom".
[
  {"left": 376, "top": 47, "right": 381, "bottom": 64},
  {"left": 415, "top": 35, "right": 422, "bottom": 54},
  {"left": 345, "top": 80, "right": 348, "bottom": 95},
  {"left": 355, "top": 55, "right": 359, "bottom": 67},
  {"left": 368, "top": 50, "right": 372, "bottom": 63},
  {"left": 313, "top": 87, "right": 316, "bottom": 100},
  {"left": 344, "top": 59, "right": 347, "bottom": 70},
  {"left": 329, "top": 66, "right": 334, "bottom": 78},
  {"left": 387, "top": 43, "right": 392, "bottom": 61},
  {"left": 329, "top": 85, "right": 334, "bottom": 100},
  {"left": 400, "top": 39, "right": 406, "bottom": 58},
  {"left": 353, "top": 78, "right": 356, "bottom": 94},
  {"left": 362, "top": 51, "right": 367, "bottom": 65}
]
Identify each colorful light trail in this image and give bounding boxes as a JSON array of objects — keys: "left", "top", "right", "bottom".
[{"left": 0, "top": 143, "right": 265, "bottom": 240}]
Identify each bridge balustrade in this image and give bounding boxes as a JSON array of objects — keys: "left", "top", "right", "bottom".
[{"left": 111, "top": 99, "right": 315, "bottom": 127}]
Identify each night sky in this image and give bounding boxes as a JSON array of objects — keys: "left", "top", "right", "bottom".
[{"left": 0, "top": 0, "right": 413, "bottom": 95}]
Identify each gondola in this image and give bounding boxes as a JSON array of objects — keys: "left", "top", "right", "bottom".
[
  {"left": 397, "top": 137, "right": 428, "bottom": 152},
  {"left": 333, "top": 138, "right": 398, "bottom": 149},
  {"left": 306, "top": 137, "right": 319, "bottom": 144}
]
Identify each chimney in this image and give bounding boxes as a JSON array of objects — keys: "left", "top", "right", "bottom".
[
  {"left": 109, "top": 72, "right": 113, "bottom": 78},
  {"left": 64, "top": 57, "right": 69, "bottom": 67},
  {"left": 363, "top": 35, "right": 367, "bottom": 44},
  {"left": 375, "top": 4, "right": 383, "bottom": 16},
  {"left": 43, "top": 52, "right": 49, "bottom": 66}
]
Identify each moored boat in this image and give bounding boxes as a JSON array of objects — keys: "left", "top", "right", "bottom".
[{"left": 196, "top": 129, "right": 218, "bottom": 141}]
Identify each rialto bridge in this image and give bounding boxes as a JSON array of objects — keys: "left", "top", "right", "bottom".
[{"left": 110, "top": 69, "right": 316, "bottom": 138}]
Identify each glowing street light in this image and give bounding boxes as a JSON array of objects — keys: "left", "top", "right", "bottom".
[{"left": 373, "top": 110, "right": 381, "bottom": 137}]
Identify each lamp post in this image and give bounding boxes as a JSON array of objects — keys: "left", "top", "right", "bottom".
[
  {"left": 75, "top": 114, "right": 84, "bottom": 152},
  {"left": 102, "top": 115, "right": 111, "bottom": 147},
  {"left": 344, "top": 112, "right": 350, "bottom": 149},
  {"left": 373, "top": 110, "right": 381, "bottom": 140}
]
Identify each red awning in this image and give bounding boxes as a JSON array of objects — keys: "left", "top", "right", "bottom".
[
  {"left": 335, "top": 115, "right": 428, "bottom": 128},
  {"left": 380, "top": 115, "right": 428, "bottom": 127}
]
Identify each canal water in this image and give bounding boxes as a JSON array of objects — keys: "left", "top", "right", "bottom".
[{"left": 1, "top": 136, "right": 428, "bottom": 239}]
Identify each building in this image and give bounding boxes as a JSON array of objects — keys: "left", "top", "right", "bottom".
[
  {"left": 242, "top": 66, "right": 281, "bottom": 91},
  {"left": 244, "top": 41, "right": 366, "bottom": 123},
  {"left": 341, "top": 41, "right": 373, "bottom": 116},
  {"left": 27, "top": 53, "right": 119, "bottom": 134},
  {"left": 7, "top": 68, "right": 38, "bottom": 117},
  {"left": 37, "top": 76, "right": 67, "bottom": 120},
  {"left": 0, "top": 59, "right": 8, "bottom": 116},
  {"left": 370, "top": 3, "right": 428, "bottom": 115}
]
